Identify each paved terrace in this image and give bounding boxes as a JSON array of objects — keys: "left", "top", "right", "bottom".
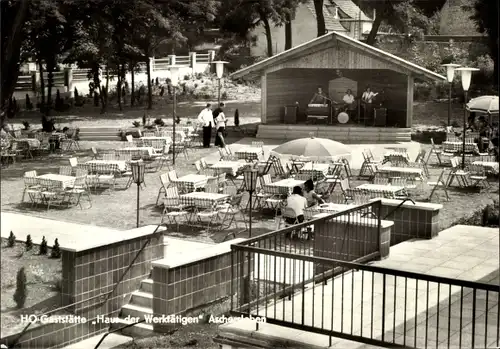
[
  {"left": 202, "top": 138, "right": 421, "bottom": 169},
  {"left": 219, "top": 225, "right": 499, "bottom": 348}
]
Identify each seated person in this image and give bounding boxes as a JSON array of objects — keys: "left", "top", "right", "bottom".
[
  {"left": 309, "top": 87, "right": 329, "bottom": 105},
  {"left": 342, "top": 89, "right": 355, "bottom": 108},
  {"left": 285, "top": 186, "right": 307, "bottom": 224},
  {"left": 303, "top": 179, "right": 325, "bottom": 207},
  {"left": 477, "top": 117, "right": 492, "bottom": 152}
]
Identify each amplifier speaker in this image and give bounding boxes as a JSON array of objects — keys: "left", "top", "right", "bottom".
[
  {"left": 374, "top": 108, "right": 387, "bottom": 127},
  {"left": 284, "top": 106, "right": 298, "bottom": 124}
]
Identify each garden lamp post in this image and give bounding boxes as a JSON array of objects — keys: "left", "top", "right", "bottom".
[
  {"left": 213, "top": 61, "right": 228, "bottom": 105},
  {"left": 441, "top": 63, "right": 461, "bottom": 126},
  {"left": 243, "top": 168, "right": 258, "bottom": 238},
  {"left": 455, "top": 67, "right": 479, "bottom": 169},
  {"left": 169, "top": 65, "right": 180, "bottom": 165},
  {"left": 131, "top": 160, "right": 146, "bottom": 228}
]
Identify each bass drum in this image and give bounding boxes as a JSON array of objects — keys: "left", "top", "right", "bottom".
[{"left": 337, "top": 112, "right": 349, "bottom": 124}]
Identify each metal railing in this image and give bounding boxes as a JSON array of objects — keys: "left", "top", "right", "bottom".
[
  {"left": 382, "top": 198, "right": 416, "bottom": 220},
  {"left": 9, "top": 224, "right": 164, "bottom": 348},
  {"left": 231, "top": 222, "right": 499, "bottom": 348}
]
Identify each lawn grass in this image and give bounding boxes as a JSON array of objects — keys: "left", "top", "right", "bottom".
[{"left": 0, "top": 238, "right": 62, "bottom": 338}]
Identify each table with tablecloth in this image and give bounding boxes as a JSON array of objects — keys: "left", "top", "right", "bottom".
[
  {"left": 15, "top": 138, "right": 41, "bottom": 148},
  {"left": 234, "top": 148, "right": 262, "bottom": 161},
  {"left": 297, "top": 162, "right": 329, "bottom": 180},
  {"left": 356, "top": 183, "right": 406, "bottom": 198},
  {"left": 376, "top": 166, "right": 425, "bottom": 180},
  {"left": 263, "top": 178, "right": 305, "bottom": 195},
  {"left": 304, "top": 203, "right": 356, "bottom": 220},
  {"left": 210, "top": 161, "right": 248, "bottom": 176},
  {"left": 179, "top": 192, "right": 229, "bottom": 208},
  {"left": 472, "top": 161, "right": 499, "bottom": 174},
  {"left": 382, "top": 151, "right": 409, "bottom": 165},
  {"left": 172, "top": 174, "right": 210, "bottom": 193},
  {"left": 84, "top": 160, "right": 128, "bottom": 172},
  {"left": 442, "top": 141, "right": 480, "bottom": 154},
  {"left": 116, "top": 147, "right": 154, "bottom": 159},
  {"left": 36, "top": 174, "right": 76, "bottom": 189},
  {"left": 157, "top": 130, "right": 186, "bottom": 142},
  {"left": 140, "top": 137, "right": 171, "bottom": 150}
]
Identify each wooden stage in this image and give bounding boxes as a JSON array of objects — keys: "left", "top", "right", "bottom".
[{"left": 256, "top": 124, "right": 411, "bottom": 143}]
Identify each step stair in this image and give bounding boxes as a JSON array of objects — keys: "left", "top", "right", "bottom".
[
  {"left": 61, "top": 333, "right": 131, "bottom": 349},
  {"left": 110, "top": 278, "right": 155, "bottom": 337}
]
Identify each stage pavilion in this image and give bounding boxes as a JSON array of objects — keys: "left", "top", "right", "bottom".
[{"left": 230, "top": 31, "right": 446, "bottom": 142}]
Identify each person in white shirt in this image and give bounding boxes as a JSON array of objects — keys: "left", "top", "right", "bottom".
[
  {"left": 197, "top": 103, "right": 213, "bottom": 148},
  {"left": 361, "top": 87, "right": 378, "bottom": 120},
  {"left": 285, "top": 186, "right": 307, "bottom": 224},
  {"left": 343, "top": 89, "right": 355, "bottom": 106},
  {"left": 213, "top": 103, "right": 227, "bottom": 148},
  {"left": 342, "top": 89, "right": 356, "bottom": 121}
]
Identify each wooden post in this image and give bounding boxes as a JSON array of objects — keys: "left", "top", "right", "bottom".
[
  {"left": 261, "top": 74, "right": 267, "bottom": 124},
  {"left": 64, "top": 67, "right": 73, "bottom": 97},
  {"left": 169, "top": 55, "right": 176, "bottom": 66},
  {"left": 406, "top": 75, "right": 414, "bottom": 128},
  {"left": 190, "top": 52, "right": 197, "bottom": 75}
]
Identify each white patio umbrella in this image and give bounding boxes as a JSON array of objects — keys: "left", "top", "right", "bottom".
[
  {"left": 466, "top": 95, "right": 498, "bottom": 114},
  {"left": 271, "top": 134, "right": 350, "bottom": 160}
]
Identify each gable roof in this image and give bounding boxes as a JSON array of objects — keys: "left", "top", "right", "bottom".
[
  {"left": 305, "top": 0, "right": 348, "bottom": 32},
  {"left": 331, "top": 0, "right": 372, "bottom": 21},
  {"left": 230, "top": 31, "right": 446, "bottom": 82}
]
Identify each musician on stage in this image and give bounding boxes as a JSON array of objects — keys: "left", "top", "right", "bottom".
[
  {"left": 342, "top": 89, "right": 356, "bottom": 121},
  {"left": 309, "top": 87, "right": 330, "bottom": 105},
  {"left": 361, "top": 86, "right": 378, "bottom": 120}
]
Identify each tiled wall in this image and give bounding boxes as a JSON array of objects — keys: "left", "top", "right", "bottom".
[
  {"left": 373, "top": 201, "right": 441, "bottom": 246},
  {"left": 152, "top": 246, "right": 249, "bottom": 333},
  {"left": 1, "top": 234, "right": 163, "bottom": 349}
]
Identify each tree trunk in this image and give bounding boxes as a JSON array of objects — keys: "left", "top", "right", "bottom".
[
  {"left": 46, "top": 62, "right": 54, "bottom": 109},
  {"left": 38, "top": 61, "right": 46, "bottom": 107},
  {"left": 130, "top": 63, "right": 135, "bottom": 106},
  {"left": 146, "top": 58, "right": 152, "bottom": 109},
  {"left": 285, "top": 15, "right": 292, "bottom": 50},
  {"left": 260, "top": 13, "right": 273, "bottom": 57},
  {"left": 365, "top": 13, "right": 383, "bottom": 45},
  {"left": 100, "top": 70, "right": 109, "bottom": 113},
  {"left": 117, "top": 64, "right": 122, "bottom": 111},
  {"left": 313, "top": 0, "right": 326, "bottom": 37},
  {"left": 1, "top": 0, "right": 29, "bottom": 126},
  {"left": 92, "top": 64, "right": 100, "bottom": 107}
]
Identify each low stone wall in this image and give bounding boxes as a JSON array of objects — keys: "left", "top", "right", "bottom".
[
  {"left": 370, "top": 199, "right": 442, "bottom": 246},
  {"left": 151, "top": 239, "right": 248, "bottom": 333},
  {"left": 1, "top": 226, "right": 164, "bottom": 349}
]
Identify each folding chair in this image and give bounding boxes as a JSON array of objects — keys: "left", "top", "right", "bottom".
[
  {"left": 414, "top": 149, "right": 429, "bottom": 177},
  {"left": 97, "top": 164, "right": 117, "bottom": 191},
  {"left": 339, "top": 178, "right": 352, "bottom": 203},
  {"left": 155, "top": 145, "right": 171, "bottom": 172},
  {"left": 91, "top": 147, "right": 100, "bottom": 160},
  {"left": 155, "top": 173, "right": 170, "bottom": 205},
  {"left": 467, "top": 164, "right": 490, "bottom": 189},
  {"left": 447, "top": 157, "right": 470, "bottom": 188},
  {"left": 205, "top": 178, "right": 219, "bottom": 193},
  {"left": 21, "top": 171, "right": 41, "bottom": 204},
  {"left": 65, "top": 129, "right": 81, "bottom": 151},
  {"left": 278, "top": 207, "right": 308, "bottom": 239},
  {"left": 193, "top": 197, "right": 221, "bottom": 231},
  {"left": 59, "top": 166, "right": 73, "bottom": 176},
  {"left": 161, "top": 187, "right": 190, "bottom": 230},
  {"left": 40, "top": 179, "right": 68, "bottom": 210},
  {"left": 428, "top": 169, "right": 450, "bottom": 202},
  {"left": 167, "top": 170, "right": 178, "bottom": 184},
  {"left": 359, "top": 150, "right": 379, "bottom": 178},
  {"left": 217, "top": 194, "right": 247, "bottom": 234},
  {"left": 66, "top": 173, "right": 92, "bottom": 209},
  {"left": 69, "top": 157, "right": 78, "bottom": 169},
  {"left": 324, "top": 164, "right": 343, "bottom": 194},
  {"left": 425, "top": 138, "right": 443, "bottom": 166}
]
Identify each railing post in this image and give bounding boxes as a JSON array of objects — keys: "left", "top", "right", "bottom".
[
  {"left": 64, "top": 67, "right": 73, "bottom": 97},
  {"left": 169, "top": 54, "right": 176, "bottom": 66},
  {"left": 190, "top": 52, "right": 197, "bottom": 75}
]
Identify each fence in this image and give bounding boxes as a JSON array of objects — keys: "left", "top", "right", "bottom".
[{"left": 230, "top": 202, "right": 499, "bottom": 348}]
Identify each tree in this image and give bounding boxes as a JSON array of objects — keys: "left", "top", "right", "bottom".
[
  {"left": 313, "top": 0, "right": 326, "bottom": 37},
  {"left": 1, "top": 0, "right": 30, "bottom": 126},
  {"left": 465, "top": 0, "right": 499, "bottom": 86},
  {"left": 274, "top": 0, "right": 307, "bottom": 50},
  {"left": 13, "top": 267, "right": 27, "bottom": 308}
]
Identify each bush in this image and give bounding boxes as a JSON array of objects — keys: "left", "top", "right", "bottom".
[
  {"left": 221, "top": 91, "right": 228, "bottom": 100},
  {"left": 25, "top": 94, "right": 33, "bottom": 110},
  {"left": 25, "top": 235, "right": 33, "bottom": 251},
  {"left": 13, "top": 267, "right": 27, "bottom": 308},
  {"left": 142, "top": 112, "right": 147, "bottom": 126},
  {"left": 132, "top": 121, "right": 141, "bottom": 128},
  {"left": 7, "top": 231, "right": 16, "bottom": 247},
  {"left": 154, "top": 118, "right": 165, "bottom": 126},
  {"left": 234, "top": 109, "right": 240, "bottom": 127},
  {"left": 183, "top": 74, "right": 190, "bottom": 81},
  {"left": 54, "top": 89, "right": 64, "bottom": 111},
  {"left": 50, "top": 238, "right": 61, "bottom": 258},
  {"left": 39, "top": 236, "right": 48, "bottom": 255},
  {"left": 22, "top": 121, "right": 30, "bottom": 130},
  {"left": 41, "top": 116, "right": 56, "bottom": 132}
]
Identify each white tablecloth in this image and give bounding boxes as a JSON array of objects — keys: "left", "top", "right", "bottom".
[
  {"left": 172, "top": 174, "right": 210, "bottom": 192},
  {"left": 180, "top": 192, "right": 229, "bottom": 207},
  {"left": 85, "top": 160, "right": 128, "bottom": 172},
  {"left": 472, "top": 161, "right": 499, "bottom": 174},
  {"left": 263, "top": 178, "right": 305, "bottom": 195},
  {"left": 377, "top": 166, "right": 424, "bottom": 178},
  {"left": 357, "top": 183, "right": 405, "bottom": 193},
  {"left": 37, "top": 174, "right": 76, "bottom": 189},
  {"left": 211, "top": 161, "right": 247, "bottom": 176}
]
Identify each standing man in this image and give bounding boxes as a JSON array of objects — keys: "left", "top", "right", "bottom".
[
  {"left": 212, "top": 103, "right": 225, "bottom": 145},
  {"left": 198, "top": 103, "right": 213, "bottom": 148},
  {"left": 361, "top": 86, "right": 378, "bottom": 120}
]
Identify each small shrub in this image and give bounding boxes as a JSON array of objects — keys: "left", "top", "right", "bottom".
[
  {"left": 22, "top": 121, "right": 30, "bottom": 130},
  {"left": 25, "top": 94, "right": 33, "bottom": 110},
  {"left": 159, "top": 86, "right": 165, "bottom": 97},
  {"left": 155, "top": 77, "right": 159, "bottom": 86},
  {"left": 132, "top": 121, "right": 141, "bottom": 128},
  {"left": 25, "top": 235, "right": 33, "bottom": 251},
  {"left": 50, "top": 238, "right": 61, "bottom": 258},
  {"left": 39, "top": 236, "right": 48, "bottom": 255},
  {"left": 183, "top": 74, "right": 190, "bottom": 80},
  {"left": 154, "top": 118, "right": 165, "bottom": 126},
  {"left": 142, "top": 112, "right": 147, "bottom": 126},
  {"left": 54, "top": 89, "right": 64, "bottom": 111},
  {"left": 221, "top": 91, "right": 228, "bottom": 100},
  {"left": 7, "top": 231, "right": 16, "bottom": 247},
  {"left": 13, "top": 267, "right": 27, "bottom": 308},
  {"left": 234, "top": 109, "right": 240, "bottom": 127}
]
